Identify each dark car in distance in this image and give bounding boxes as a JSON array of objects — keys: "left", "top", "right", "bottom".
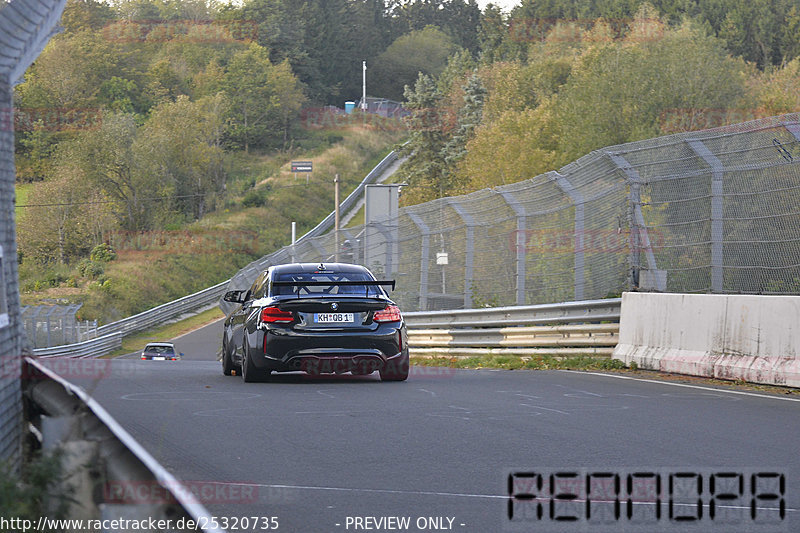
[
  {"left": 141, "top": 342, "right": 182, "bottom": 361},
  {"left": 222, "top": 263, "right": 409, "bottom": 382}
]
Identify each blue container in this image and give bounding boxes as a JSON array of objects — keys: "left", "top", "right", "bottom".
[{"left": 344, "top": 101, "right": 356, "bottom": 114}]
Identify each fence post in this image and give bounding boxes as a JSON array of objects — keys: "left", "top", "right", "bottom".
[
  {"left": 408, "top": 213, "right": 431, "bottom": 311},
  {"left": 446, "top": 199, "right": 475, "bottom": 308},
  {"left": 607, "top": 153, "right": 665, "bottom": 291},
  {"left": 550, "top": 172, "right": 585, "bottom": 301},
  {"left": 687, "top": 140, "right": 724, "bottom": 293},
  {"left": 370, "top": 222, "right": 395, "bottom": 276},
  {"left": 498, "top": 191, "right": 527, "bottom": 305}
]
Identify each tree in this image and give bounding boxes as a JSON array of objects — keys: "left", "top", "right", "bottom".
[
  {"left": 457, "top": 103, "right": 559, "bottom": 191},
  {"left": 397, "top": 73, "right": 451, "bottom": 204},
  {"left": 478, "top": 3, "right": 524, "bottom": 63},
  {"left": 371, "top": 26, "right": 459, "bottom": 101},
  {"left": 17, "top": 161, "right": 114, "bottom": 264},
  {"left": 65, "top": 112, "right": 158, "bottom": 230},
  {"left": 60, "top": 0, "right": 115, "bottom": 34},
  {"left": 268, "top": 59, "right": 307, "bottom": 147},
  {"left": 556, "top": 18, "right": 748, "bottom": 161},
  {"left": 391, "top": 0, "right": 482, "bottom": 53},
  {"left": 137, "top": 95, "right": 227, "bottom": 220},
  {"left": 442, "top": 73, "right": 485, "bottom": 171},
  {"left": 222, "top": 43, "right": 278, "bottom": 152},
  {"left": 755, "top": 58, "right": 800, "bottom": 116},
  {"left": 15, "top": 30, "right": 121, "bottom": 109}
]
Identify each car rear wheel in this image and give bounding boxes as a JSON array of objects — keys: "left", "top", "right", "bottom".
[
  {"left": 241, "top": 338, "right": 267, "bottom": 383},
  {"left": 222, "top": 339, "right": 238, "bottom": 376},
  {"left": 380, "top": 354, "right": 409, "bottom": 382}
]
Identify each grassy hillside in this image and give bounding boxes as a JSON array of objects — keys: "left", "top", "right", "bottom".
[{"left": 18, "top": 126, "right": 404, "bottom": 324}]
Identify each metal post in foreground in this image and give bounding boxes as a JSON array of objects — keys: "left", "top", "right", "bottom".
[
  {"left": 291, "top": 221, "right": 296, "bottom": 262},
  {"left": 334, "top": 174, "right": 340, "bottom": 263}
]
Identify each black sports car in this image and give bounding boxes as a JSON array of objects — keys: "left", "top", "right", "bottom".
[{"left": 222, "top": 263, "right": 409, "bottom": 382}]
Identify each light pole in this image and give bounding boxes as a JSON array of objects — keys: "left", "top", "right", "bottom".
[
  {"left": 334, "top": 174, "right": 340, "bottom": 263},
  {"left": 361, "top": 60, "right": 367, "bottom": 112}
]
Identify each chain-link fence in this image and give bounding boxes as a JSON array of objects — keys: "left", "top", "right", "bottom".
[
  {"left": 223, "top": 113, "right": 800, "bottom": 313},
  {"left": 0, "top": 0, "right": 68, "bottom": 468},
  {"left": 21, "top": 305, "right": 98, "bottom": 348}
]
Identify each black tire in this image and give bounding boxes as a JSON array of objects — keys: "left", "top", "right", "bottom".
[
  {"left": 221, "top": 339, "right": 238, "bottom": 376},
  {"left": 380, "top": 354, "right": 409, "bottom": 382},
  {"left": 241, "top": 338, "right": 266, "bottom": 383}
]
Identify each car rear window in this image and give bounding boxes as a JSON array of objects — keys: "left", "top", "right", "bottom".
[
  {"left": 144, "top": 345, "right": 175, "bottom": 355},
  {"left": 273, "top": 271, "right": 383, "bottom": 297}
]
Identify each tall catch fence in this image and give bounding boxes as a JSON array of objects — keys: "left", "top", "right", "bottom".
[
  {"left": 0, "top": 0, "right": 68, "bottom": 467},
  {"left": 222, "top": 113, "right": 800, "bottom": 313}
]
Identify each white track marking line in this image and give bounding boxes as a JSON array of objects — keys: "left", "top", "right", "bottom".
[
  {"left": 205, "top": 481, "right": 799, "bottom": 513},
  {"left": 566, "top": 371, "right": 800, "bottom": 403}
]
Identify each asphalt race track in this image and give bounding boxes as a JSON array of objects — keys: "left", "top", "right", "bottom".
[{"left": 83, "top": 318, "right": 800, "bottom": 533}]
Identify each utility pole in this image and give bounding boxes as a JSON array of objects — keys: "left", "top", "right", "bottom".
[
  {"left": 361, "top": 61, "right": 367, "bottom": 112},
  {"left": 334, "top": 174, "right": 340, "bottom": 263},
  {"left": 291, "top": 221, "right": 296, "bottom": 262}
]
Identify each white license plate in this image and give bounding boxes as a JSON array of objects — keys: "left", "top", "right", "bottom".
[
  {"left": 314, "top": 313, "right": 354, "bottom": 323},
  {"left": 152, "top": 356, "right": 166, "bottom": 360}
]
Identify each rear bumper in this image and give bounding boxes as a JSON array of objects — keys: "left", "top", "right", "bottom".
[{"left": 251, "top": 323, "right": 407, "bottom": 374}]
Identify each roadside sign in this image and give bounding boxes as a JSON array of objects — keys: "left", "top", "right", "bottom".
[{"left": 291, "top": 161, "right": 313, "bottom": 173}]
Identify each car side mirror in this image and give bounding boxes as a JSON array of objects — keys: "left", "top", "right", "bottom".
[{"left": 223, "top": 290, "right": 245, "bottom": 303}]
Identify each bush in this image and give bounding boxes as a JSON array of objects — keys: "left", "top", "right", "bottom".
[
  {"left": 43, "top": 270, "right": 67, "bottom": 287},
  {"left": 242, "top": 188, "right": 266, "bottom": 208},
  {"left": 78, "top": 259, "right": 104, "bottom": 279},
  {"left": 90, "top": 243, "right": 117, "bottom": 262},
  {"left": 0, "top": 450, "right": 71, "bottom": 520}
]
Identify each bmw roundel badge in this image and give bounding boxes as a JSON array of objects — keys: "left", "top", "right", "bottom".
[{"left": 331, "top": 302, "right": 338, "bottom": 311}]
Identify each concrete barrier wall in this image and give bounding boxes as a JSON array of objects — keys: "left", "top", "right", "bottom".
[{"left": 612, "top": 292, "right": 800, "bottom": 387}]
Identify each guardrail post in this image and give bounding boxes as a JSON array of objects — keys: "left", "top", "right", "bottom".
[
  {"left": 498, "top": 191, "right": 527, "bottom": 305},
  {"left": 408, "top": 213, "right": 432, "bottom": 311},
  {"left": 446, "top": 199, "right": 475, "bottom": 308},
  {"left": 686, "top": 140, "right": 724, "bottom": 293}
]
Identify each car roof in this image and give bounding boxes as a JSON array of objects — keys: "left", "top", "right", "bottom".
[
  {"left": 269, "top": 263, "right": 373, "bottom": 276},
  {"left": 144, "top": 342, "right": 174, "bottom": 348}
]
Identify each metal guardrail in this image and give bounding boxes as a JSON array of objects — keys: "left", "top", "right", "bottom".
[
  {"left": 23, "top": 357, "right": 224, "bottom": 532},
  {"left": 95, "top": 281, "right": 227, "bottom": 338},
  {"left": 32, "top": 332, "right": 122, "bottom": 358},
  {"left": 404, "top": 298, "right": 621, "bottom": 328},
  {"left": 405, "top": 298, "right": 621, "bottom": 357}
]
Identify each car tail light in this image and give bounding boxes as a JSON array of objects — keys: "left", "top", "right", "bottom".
[
  {"left": 260, "top": 306, "right": 294, "bottom": 323},
  {"left": 374, "top": 305, "right": 402, "bottom": 323}
]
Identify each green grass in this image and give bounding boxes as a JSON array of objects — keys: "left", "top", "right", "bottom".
[
  {"left": 106, "top": 306, "right": 224, "bottom": 358},
  {"left": 15, "top": 183, "right": 33, "bottom": 220},
  {"left": 411, "top": 354, "right": 628, "bottom": 371}
]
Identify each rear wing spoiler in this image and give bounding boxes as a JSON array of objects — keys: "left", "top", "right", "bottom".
[{"left": 271, "top": 280, "right": 396, "bottom": 297}]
